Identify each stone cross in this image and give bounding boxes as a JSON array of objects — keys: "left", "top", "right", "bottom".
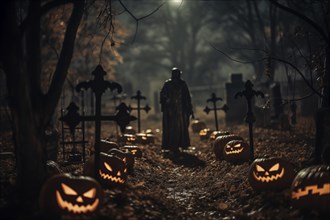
[
  {"left": 235, "top": 80, "right": 264, "bottom": 163},
  {"left": 203, "top": 93, "right": 228, "bottom": 130},
  {"left": 72, "top": 64, "right": 136, "bottom": 179},
  {"left": 129, "top": 90, "right": 151, "bottom": 132}
]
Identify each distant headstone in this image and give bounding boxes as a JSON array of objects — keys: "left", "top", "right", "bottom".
[
  {"left": 225, "top": 74, "right": 245, "bottom": 124},
  {"left": 270, "top": 82, "right": 283, "bottom": 124}
]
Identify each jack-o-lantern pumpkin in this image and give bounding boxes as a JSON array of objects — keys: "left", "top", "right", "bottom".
[
  {"left": 108, "top": 148, "right": 135, "bottom": 172},
  {"left": 135, "top": 133, "right": 155, "bottom": 145},
  {"left": 122, "top": 145, "right": 143, "bottom": 158},
  {"left": 223, "top": 140, "right": 250, "bottom": 164},
  {"left": 213, "top": 134, "right": 243, "bottom": 160},
  {"left": 118, "top": 134, "right": 136, "bottom": 145},
  {"left": 83, "top": 152, "right": 128, "bottom": 188},
  {"left": 209, "top": 131, "right": 230, "bottom": 142},
  {"left": 39, "top": 173, "right": 103, "bottom": 215},
  {"left": 199, "top": 128, "right": 214, "bottom": 141},
  {"left": 248, "top": 157, "right": 295, "bottom": 191},
  {"left": 291, "top": 165, "right": 330, "bottom": 213},
  {"left": 100, "top": 139, "right": 119, "bottom": 153},
  {"left": 191, "top": 119, "right": 207, "bottom": 133}
]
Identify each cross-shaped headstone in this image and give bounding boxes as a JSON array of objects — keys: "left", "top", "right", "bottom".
[
  {"left": 204, "top": 93, "right": 229, "bottom": 130},
  {"left": 68, "top": 64, "right": 136, "bottom": 179},
  {"left": 235, "top": 80, "right": 264, "bottom": 163},
  {"left": 129, "top": 90, "right": 151, "bottom": 132}
]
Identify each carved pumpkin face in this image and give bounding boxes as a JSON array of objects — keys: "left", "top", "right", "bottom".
[
  {"left": 98, "top": 152, "right": 128, "bottom": 187},
  {"left": 248, "top": 158, "right": 295, "bottom": 191},
  {"left": 39, "top": 173, "right": 103, "bottom": 215},
  {"left": 291, "top": 165, "right": 330, "bottom": 213},
  {"left": 199, "top": 128, "right": 213, "bottom": 141},
  {"left": 223, "top": 140, "right": 250, "bottom": 164},
  {"left": 122, "top": 145, "right": 143, "bottom": 158},
  {"left": 213, "top": 134, "right": 243, "bottom": 160},
  {"left": 83, "top": 153, "right": 128, "bottom": 188}
]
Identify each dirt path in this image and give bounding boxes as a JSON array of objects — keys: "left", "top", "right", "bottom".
[{"left": 97, "top": 118, "right": 320, "bottom": 219}]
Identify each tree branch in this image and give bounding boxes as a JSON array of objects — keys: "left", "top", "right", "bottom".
[
  {"left": 45, "top": 0, "right": 84, "bottom": 124},
  {"left": 269, "top": 0, "right": 328, "bottom": 42},
  {"left": 118, "top": 0, "right": 165, "bottom": 43},
  {"left": 211, "top": 44, "right": 324, "bottom": 98}
]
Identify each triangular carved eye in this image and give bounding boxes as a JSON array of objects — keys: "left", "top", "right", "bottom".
[
  {"left": 62, "top": 183, "right": 78, "bottom": 196},
  {"left": 269, "top": 163, "right": 280, "bottom": 172},
  {"left": 83, "top": 188, "right": 96, "bottom": 198},
  {"left": 234, "top": 144, "right": 241, "bottom": 148},
  {"left": 104, "top": 162, "right": 113, "bottom": 172},
  {"left": 256, "top": 164, "right": 265, "bottom": 172},
  {"left": 225, "top": 145, "right": 231, "bottom": 149}
]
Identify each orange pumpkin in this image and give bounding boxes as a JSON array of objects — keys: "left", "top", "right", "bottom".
[
  {"left": 39, "top": 173, "right": 103, "bottom": 215},
  {"left": 213, "top": 134, "right": 243, "bottom": 160},
  {"left": 223, "top": 140, "right": 250, "bottom": 164}
]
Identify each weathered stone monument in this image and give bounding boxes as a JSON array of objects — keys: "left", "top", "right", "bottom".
[{"left": 225, "top": 74, "right": 245, "bottom": 124}]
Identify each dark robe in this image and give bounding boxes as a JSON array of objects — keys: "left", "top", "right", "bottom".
[{"left": 160, "top": 77, "right": 193, "bottom": 151}]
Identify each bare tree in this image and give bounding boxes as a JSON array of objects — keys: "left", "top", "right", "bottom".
[
  {"left": 270, "top": 0, "right": 330, "bottom": 163},
  {"left": 0, "top": 0, "right": 163, "bottom": 217}
]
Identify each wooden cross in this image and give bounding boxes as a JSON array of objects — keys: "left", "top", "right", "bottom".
[
  {"left": 69, "top": 64, "right": 136, "bottom": 179},
  {"left": 235, "top": 80, "right": 264, "bottom": 163},
  {"left": 129, "top": 90, "right": 151, "bottom": 132},
  {"left": 204, "top": 93, "right": 228, "bottom": 130}
]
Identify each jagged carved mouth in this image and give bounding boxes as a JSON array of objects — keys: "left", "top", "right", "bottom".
[
  {"left": 225, "top": 148, "right": 243, "bottom": 154},
  {"left": 292, "top": 183, "right": 330, "bottom": 199},
  {"left": 55, "top": 191, "right": 99, "bottom": 214},
  {"left": 253, "top": 168, "right": 285, "bottom": 182},
  {"left": 99, "top": 170, "right": 125, "bottom": 184}
]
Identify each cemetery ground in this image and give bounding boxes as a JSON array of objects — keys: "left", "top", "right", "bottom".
[{"left": 0, "top": 113, "right": 325, "bottom": 220}]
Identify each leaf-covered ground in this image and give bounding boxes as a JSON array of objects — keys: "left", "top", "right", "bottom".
[{"left": 0, "top": 116, "right": 326, "bottom": 219}]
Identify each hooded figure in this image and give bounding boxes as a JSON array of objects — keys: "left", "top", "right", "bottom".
[{"left": 160, "top": 67, "right": 194, "bottom": 153}]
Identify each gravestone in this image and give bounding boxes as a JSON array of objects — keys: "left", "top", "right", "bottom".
[
  {"left": 270, "top": 82, "right": 283, "bottom": 122},
  {"left": 225, "top": 74, "right": 245, "bottom": 124}
]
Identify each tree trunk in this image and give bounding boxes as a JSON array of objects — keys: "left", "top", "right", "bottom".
[
  {"left": 1, "top": 0, "right": 84, "bottom": 217},
  {"left": 315, "top": 45, "right": 330, "bottom": 164}
]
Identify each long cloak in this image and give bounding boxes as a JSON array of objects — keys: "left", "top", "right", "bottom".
[{"left": 160, "top": 78, "right": 193, "bottom": 150}]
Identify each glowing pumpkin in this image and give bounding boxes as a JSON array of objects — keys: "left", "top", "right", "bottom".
[
  {"left": 213, "top": 134, "right": 243, "bottom": 160},
  {"left": 84, "top": 152, "right": 128, "bottom": 188},
  {"left": 291, "top": 165, "right": 330, "bottom": 213},
  {"left": 191, "top": 119, "right": 207, "bottom": 133},
  {"left": 118, "top": 134, "right": 136, "bottom": 145},
  {"left": 248, "top": 157, "right": 295, "bottom": 191},
  {"left": 199, "top": 128, "right": 214, "bottom": 141},
  {"left": 223, "top": 140, "right": 250, "bottom": 164},
  {"left": 135, "top": 133, "right": 155, "bottom": 145},
  {"left": 209, "top": 130, "right": 230, "bottom": 142},
  {"left": 122, "top": 145, "right": 143, "bottom": 158},
  {"left": 39, "top": 173, "right": 103, "bottom": 215},
  {"left": 108, "top": 148, "right": 135, "bottom": 172}
]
